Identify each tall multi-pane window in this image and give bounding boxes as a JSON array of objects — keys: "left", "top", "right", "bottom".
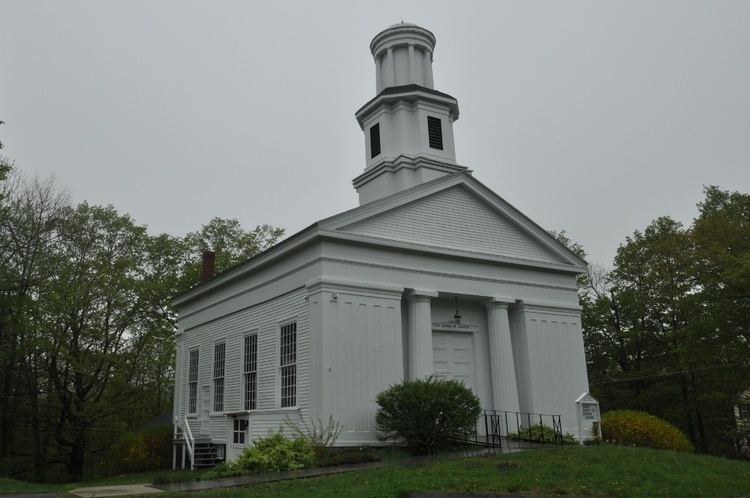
[
  {"left": 243, "top": 334, "right": 258, "bottom": 410},
  {"left": 188, "top": 349, "right": 199, "bottom": 413},
  {"left": 213, "top": 342, "right": 225, "bottom": 412},
  {"left": 279, "top": 322, "right": 297, "bottom": 408}
]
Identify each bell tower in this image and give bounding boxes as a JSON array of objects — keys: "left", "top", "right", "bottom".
[{"left": 353, "top": 23, "right": 468, "bottom": 205}]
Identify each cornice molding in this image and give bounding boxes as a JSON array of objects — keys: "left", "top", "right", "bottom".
[
  {"left": 352, "top": 155, "right": 468, "bottom": 188},
  {"left": 355, "top": 85, "right": 459, "bottom": 128}
]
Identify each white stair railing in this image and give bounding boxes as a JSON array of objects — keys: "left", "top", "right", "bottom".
[{"left": 183, "top": 416, "right": 195, "bottom": 470}]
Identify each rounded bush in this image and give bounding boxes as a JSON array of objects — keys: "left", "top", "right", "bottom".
[
  {"left": 234, "top": 432, "right": 315, "bottom": 472},
  {"left": 375, "top": 376, "right": 481, "bottom": 454},
  {"left": 601, "top": 410, "right": 694, "bottom": 452}
]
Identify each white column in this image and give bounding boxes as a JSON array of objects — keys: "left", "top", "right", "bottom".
[
  {"left": 375, "top": 54, "right": 382, "bottom": 92},
  {"left": 423, "top": 49, "right": 434, "bottom": 88},
  {"left": 408, "top": 44, "right": 417, "bottom": 84},
  {"left": 386, "top": 47, "right": 395, "bottom": 88},
  {"left": 407, "top": 290, "right": 437, "bottom": 380},
  {"left": 485, "top": 300, "right": 520, "bottom": 413}
]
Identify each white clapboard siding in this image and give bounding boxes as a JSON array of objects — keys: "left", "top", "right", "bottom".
[
  {"left": 180, "top": 288, "right": 311, "bottom": 444},
  {"left": 341, "top": 185, "right": 560, "bottom": 263},
  {"left": 210, "top": 416, "right": 227, "bottom": 440}
]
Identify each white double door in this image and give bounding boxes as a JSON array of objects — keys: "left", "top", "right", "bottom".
[{"left": 432, "top": 331, "right": 476, "bottom": 392}]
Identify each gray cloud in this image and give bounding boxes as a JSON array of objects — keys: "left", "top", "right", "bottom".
[{"left": 2, "top": 0, "right": 749, "bottom": 266}]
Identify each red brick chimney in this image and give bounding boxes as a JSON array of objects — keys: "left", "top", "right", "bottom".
[{"left": 201, "top": 250, "right": 216, "bottom": 282}]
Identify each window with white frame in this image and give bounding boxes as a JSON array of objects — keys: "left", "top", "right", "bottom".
[
  {"left": 279, "top": 322, "right": 297, "bottom": 408},
  {"left": 233, "top": 419, "right": 248, "bottom": 445},
  {"left": 213, "top": 342, "right": 225, "bottom": 412},
  {"left": 244, "top": 334, "right": 258, "bottom": 410},
  {"left": 188, "top": 349, "right": 199, "bottom": 414}
]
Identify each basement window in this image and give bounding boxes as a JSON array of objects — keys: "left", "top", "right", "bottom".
[
  {"left": 233, "top": 419, "right": 248, "bottom": 445},
  {"left": 243, "top": 334, "right": 258, "bottom": 411},
  {"left": 427, "top": 116, "right": 443, "bottom": 150},
  {"left": 188, "top": 349, "right": 199, "bottom": 414},
  {"left": 213, "top": 342, "right": 225, "bottom": 412},
  {"left": 370, "top": 123, "right": 381, "bottom": 158},
  {"left": 279, "top": 322, "right": 297, "bottom": 408}
]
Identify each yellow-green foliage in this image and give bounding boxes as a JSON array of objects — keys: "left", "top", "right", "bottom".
[
  {"left": 601, "top": 410, "right": 694, "bottom": 452},
  {"left": 110, "top": 425, "right": 173, "bottom": 473},
  {"left": 234, "top": 432, "right": 315, "bottom": 472}
]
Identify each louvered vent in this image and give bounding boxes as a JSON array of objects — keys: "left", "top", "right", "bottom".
[
  {"left": 427, "top": 116, "right": 443, "bottom": 150},
  {"left": 370, "top": 123, "right": 381, "bottom": 158}
]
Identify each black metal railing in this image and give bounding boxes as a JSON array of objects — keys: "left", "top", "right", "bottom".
[{"left": 462, "top": 409, "right": 568, "bottom": 449}]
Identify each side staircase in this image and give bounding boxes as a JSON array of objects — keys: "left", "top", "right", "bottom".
[
  {"left": 192, "top": 438, "right": 223, "bottom": 469},
  {"left": 173, "top": 418, "right": 224, "bottom": 470}
]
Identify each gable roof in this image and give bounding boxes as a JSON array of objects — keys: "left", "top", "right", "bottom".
[{"left": 174, "top": 172, "right": 587, "bottom": 306}]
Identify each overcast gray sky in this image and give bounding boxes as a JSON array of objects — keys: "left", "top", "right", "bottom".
[{"left": 2, "top": 0, "right": 749, "bottom": 266}]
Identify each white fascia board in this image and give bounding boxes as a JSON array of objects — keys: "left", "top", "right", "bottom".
[
  {"left": 305, "top": 276, "right": 404, "bottom": 298},
  {"left": 460, "top": 175, "right": 589, "bottom": 269},
  {"left": 322, "top": 172, "right": 587, "bottom": 271},
  {"left": 172, "top": 226, "right": 320, "bottom": 307},
  {"left": 317, "top": 229, "right": 584, "bottom": 274}
]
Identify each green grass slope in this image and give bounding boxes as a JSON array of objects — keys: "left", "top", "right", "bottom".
[{"left": 3, "top": 445, "right": 750, "bottom": 497}]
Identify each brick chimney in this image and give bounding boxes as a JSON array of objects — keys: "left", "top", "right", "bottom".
[{"left": 201, "top": 250, "right": 216, "bottom": 282}]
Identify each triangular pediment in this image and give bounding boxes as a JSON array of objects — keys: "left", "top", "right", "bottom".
[{"left": 332, "top": 180, "right": 576, "bottom": 266}]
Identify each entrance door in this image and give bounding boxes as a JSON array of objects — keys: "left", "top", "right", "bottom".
[{"left": 432, "top": 331, "right": 476, "bottom": 392}]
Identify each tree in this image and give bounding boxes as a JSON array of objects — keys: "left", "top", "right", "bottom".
[
  {"left": 0, "top": 170, "right": 68, "bottom": 479},
  {"left": 180, "top": 217, "right": 284, "bottom": 290},
  {"left": 580, "top": 188, "right": 750, "bottom": 456}
]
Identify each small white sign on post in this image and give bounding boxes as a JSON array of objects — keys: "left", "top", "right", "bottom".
[{"left": 574, "top": 392, "right": 601, "bottom": 444}]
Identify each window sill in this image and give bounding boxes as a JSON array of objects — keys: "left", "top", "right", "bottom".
[{"left": 223, "top": 407, "right": 300, "bottom": 416}]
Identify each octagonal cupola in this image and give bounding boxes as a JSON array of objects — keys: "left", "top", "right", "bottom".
[{"left": 353, "top": 23, "right": 468, "bottom": 205}]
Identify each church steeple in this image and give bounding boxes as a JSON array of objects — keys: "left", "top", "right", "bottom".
[{"left": 353, "top": 23, "right": 468, "bottom": 205}]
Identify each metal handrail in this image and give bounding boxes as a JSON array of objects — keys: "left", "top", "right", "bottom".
[
  {"left": 182, "top": 416, "right": 195, "bottom": 470},
  {"left": 462, "top": 409, "right": 568, "bottom": 449}
]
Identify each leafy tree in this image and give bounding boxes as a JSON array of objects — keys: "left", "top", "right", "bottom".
[
  {"left": 0, "top": 164, "right": 286, "bottom": 480},
  {"left": 580, "top": 187, "right": 750, "bottom": 456},
  {"left": 180, "top": 217, "right": 284, "bottom": 289},
  {"left": 0, "top": 171, "right": 68, "bottom": 479}
]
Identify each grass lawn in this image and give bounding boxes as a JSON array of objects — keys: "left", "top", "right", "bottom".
[
  {"left": 156, "top": 445, "right": 750, "bottom": 498},
  {"left": 2, "top": 445, "right": 750, "bottom": 497}
]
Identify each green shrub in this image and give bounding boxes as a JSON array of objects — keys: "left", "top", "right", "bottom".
[
  {"left": 198, "top": 462, "right": 247, "bottom": 480},
  {"left": 234, "top": 432, "right": 315, "bottom": 472},
  {"left": 508, "top": 424, "right": 578, "bottom": 444},
  {"left": 109, "top": 425, "right": 172, "bottom": 473},
  {"left": 375, "top": 376, "right": 481, "bottom": 454},
  {"left": 601, "top": 410, "right": 694, "bottom": 452}
]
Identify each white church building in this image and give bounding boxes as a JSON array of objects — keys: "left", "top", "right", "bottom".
[{"left": 172, "top": 23, "right": 591, "bottom": 465}]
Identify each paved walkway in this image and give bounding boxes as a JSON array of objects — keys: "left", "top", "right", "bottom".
[{"left": 69, "top": 484, "right": 162, "bottom": 497}]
